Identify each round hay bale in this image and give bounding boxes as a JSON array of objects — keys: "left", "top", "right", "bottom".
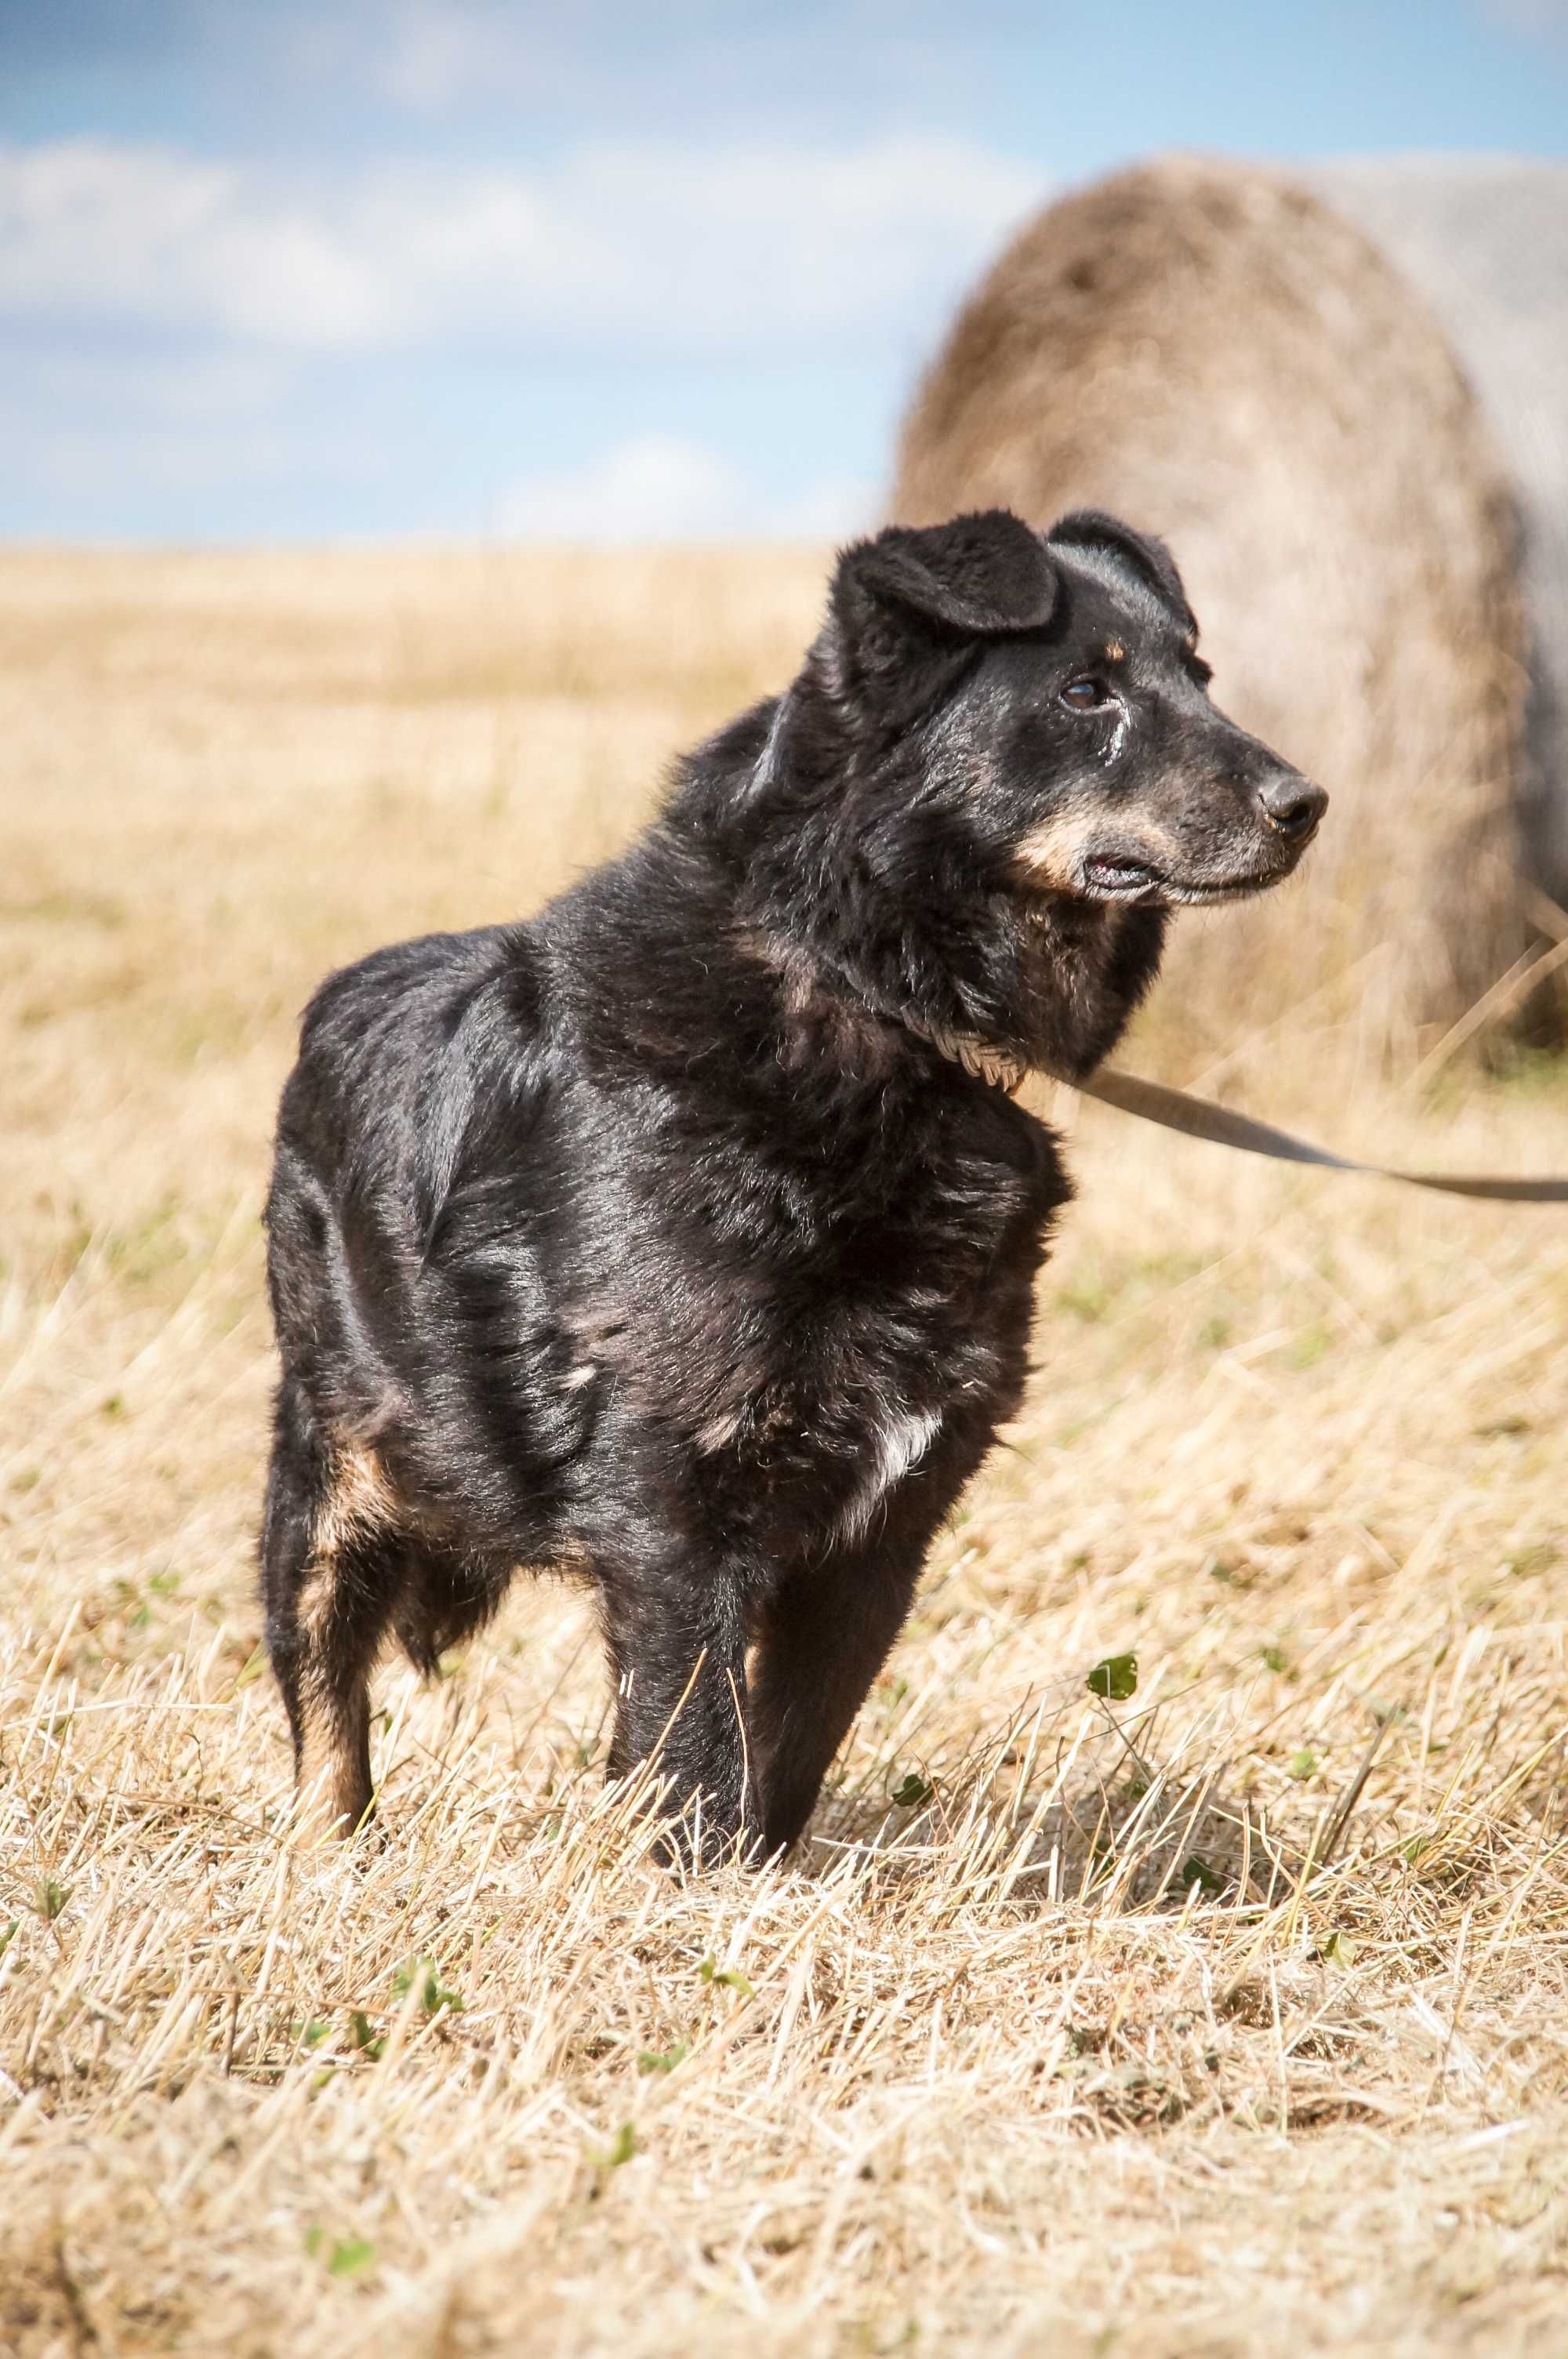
[
  {"left": 1307, "top": 158, "right": 1568, "bottom": 914},
  {"left": 891, "top": 155, "right": 1531, "bottom": 1058}
]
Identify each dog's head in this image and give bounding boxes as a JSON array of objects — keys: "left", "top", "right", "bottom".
[{"left": 811, "top": 506, "right": 1326, "bottom": 910}]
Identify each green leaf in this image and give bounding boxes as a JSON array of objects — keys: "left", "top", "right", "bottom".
[
  {"left": 0, "top": 1918, "right": 19, "bottom": 1962},
  {"left": 891, "top": 1772, "right": 932, "bottom": 1809},
  {"left": 1287, "top": 1322, "right": 1331, "bottom": 1370},
  {"left": 393, "top": 1955, "right": 464, "bottom": 2016},
  {"left": 1087, "top": 1652, "right": 1138, "bottom": 1703},
  {"left": 34, "top": 1878, "right": 69, "bottom": 1923},
  {"left": 1319, "top": 1929, "right": 1359, "bottom": 1968},
  {"left": 697, "top": 1957, "right": 754, "bottom": 1997},
  {"left": 637, "top": 2042, "right": 689, "bottom": 2076},
  {"left": 1261, "top": 1644, "right": 1287, "bottom": 1674},
  {"left": 1181, "top": 1855, "right": 1223, "bottom": 1894},
  {"left": 347, "top": 2009, "right": 384, "bottom": 2060},
  {"left": 589, "top": 2121, "right": 638, "bottom": 2169},
  {"left": 1288, "top": 1748, "right": 1318, "bottom": 1780},
  {"left": 304, "top": 2219, "right": 377, "bottom": 2275}
]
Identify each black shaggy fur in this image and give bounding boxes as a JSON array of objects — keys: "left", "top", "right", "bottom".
[{"left": 261, "top": 506, "right": 1324, "bottom": 1856}]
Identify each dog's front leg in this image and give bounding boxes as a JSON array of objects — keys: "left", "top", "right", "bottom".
[
  {"left": 598, "top": 1563, "right": 756, "bottom": 1867},
  {"left": 750, "top": 1474, "right": 959, "bottom": 1856}
]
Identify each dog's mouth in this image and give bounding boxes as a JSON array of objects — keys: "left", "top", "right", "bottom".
[{"left": 1080, "top": 854, "right": 1298, "bottom": 909}]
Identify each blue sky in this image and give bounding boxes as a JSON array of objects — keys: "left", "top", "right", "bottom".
[{"left": 3, "top": 0, "right": 1566, "bottom": 539}]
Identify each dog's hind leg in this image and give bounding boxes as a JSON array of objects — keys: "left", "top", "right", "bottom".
[{"left": 261, "top": 1381, "right": 403, "bottom": 1841}]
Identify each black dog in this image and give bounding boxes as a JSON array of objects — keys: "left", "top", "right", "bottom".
[{"left": 260, "top": 507, "right": 1324, "bottom": 1853}]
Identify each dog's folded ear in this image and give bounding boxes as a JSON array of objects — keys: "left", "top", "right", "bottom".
[
  {"left": 1047, "top": 510, "right": 1197, "bottom": 639},
  {"left": 842, "top": 510, "right": 1058, "bottom": 637},
  {"left": 819, "top": 510, "right": 1057, "bottom": 731}
]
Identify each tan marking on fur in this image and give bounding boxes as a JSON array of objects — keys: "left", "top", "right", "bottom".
[
  {"left": 1014, "top": 808, "right": 1110, "bottom": 891},
  {"left": 296, "top": 1441, "right": 400, "bottom": 1653},
  {"left": 294, "top": 1699, "right": 372, "bottom": 1842},
  {"left": 1103, "top": 637, "right": 1126, "bottom": 663},
  {"left": 732, "top": 924, "right": 822, "bottom": 1018},
  {"left": 310, "top": 1437, "right": 400, "bottom": 1562},
  {"left": 296, "top": 1560, "right": 338, "bottom": 1654},
  {"left": 289, "top": 1437, "right": 398, "bottom": 1838},
  {"left": 1017, "top": 811, "right": 1182, "bottom": 893}
]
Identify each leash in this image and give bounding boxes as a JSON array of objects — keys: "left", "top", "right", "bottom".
[
  {"left": 743, "top": 931, "right": 1568, "bottom": 1204},
  {"left": 1073, "top": 1065, "right": 1568, "bottom": 1204}
]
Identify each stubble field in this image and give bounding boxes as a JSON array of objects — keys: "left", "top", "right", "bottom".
[{"left": 3, "top": 544, "right": 1568, "bottom": 2355}]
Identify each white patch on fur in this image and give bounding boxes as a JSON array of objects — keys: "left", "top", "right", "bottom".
[
  {"left": 838, "top": 1405, "right": 943, "bottom": 1546},
  {"left": 753, "top": 689, "right": 793, "bottom": 793},
  {"left": 695, "top": 1406, "right": 746, "bottom": 1454},
  {"left": 561, "top": 1363, "right": 597, "bottom": 1391},
  {"left": 1102, "top": 703, "right": 1131, "bottom": 764}
]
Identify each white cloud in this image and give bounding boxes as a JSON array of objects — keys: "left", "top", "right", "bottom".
[
  {"left": 0, "top": 131, "right": 1043, "bottom": 358},
  {"left": 494, "top": 434, "right": 873, "bottom": 542},
  {"left": 0, "top": 140, "right": 394, "bottom": 347}
]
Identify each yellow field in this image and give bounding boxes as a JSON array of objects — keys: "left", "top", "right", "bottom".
[{"left": 3, "top": 546, "right": 1567, "bottom": 2356}]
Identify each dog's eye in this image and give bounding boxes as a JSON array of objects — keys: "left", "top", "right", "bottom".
[{"left": 1060, "top": 677, "right": 1109, "bottom": 711}]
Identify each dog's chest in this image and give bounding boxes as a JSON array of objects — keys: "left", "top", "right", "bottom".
[
  {"left": 705, "top": 1235, "right": 1031, "bottom": 1547},
  {"left": 597, "top": 1113, "right": 1062, "bottom": 1544}
]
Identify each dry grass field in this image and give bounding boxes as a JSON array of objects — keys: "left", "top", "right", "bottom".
[{"left": 4, "top": 544, "right": 1568, "bottom": 2356}]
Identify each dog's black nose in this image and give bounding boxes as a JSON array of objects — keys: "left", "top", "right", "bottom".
[{"left": 1256, "top": 771, "right": 1327, "bottom": 840}]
